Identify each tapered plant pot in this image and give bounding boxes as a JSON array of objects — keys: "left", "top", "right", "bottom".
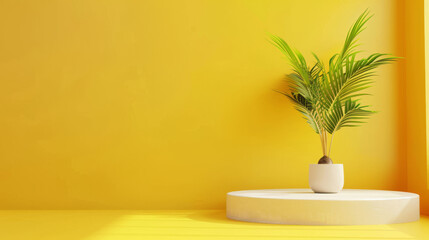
[{"left": 309, "top": 164, "right": 344, "bottom": 193}]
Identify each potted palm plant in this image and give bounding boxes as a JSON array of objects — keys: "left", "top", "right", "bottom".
[{"left": 270, "top": 10, "right": 397, "bottom": 193}]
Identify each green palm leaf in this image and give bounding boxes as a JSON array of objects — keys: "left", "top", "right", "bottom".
[
  {"left": 324, "top": 99, "right": 374, "bottom": 134},
  {"left": 275, "top": 90, "right": 320, "bottom": 134},
  {"left": 323, "top": 53, "right": 398, "bottom": 110}
]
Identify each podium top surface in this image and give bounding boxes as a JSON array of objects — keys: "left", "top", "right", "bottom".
[{"left": 227, "top": 189, "right": 419, "bottom": 201}]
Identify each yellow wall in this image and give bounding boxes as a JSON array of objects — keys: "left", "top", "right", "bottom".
[
  {"left": 0, "top": 0, "right": 405, "bottom": 209},
  {"left": 405, "top": 0, "right": 429, "bottom": 215}
]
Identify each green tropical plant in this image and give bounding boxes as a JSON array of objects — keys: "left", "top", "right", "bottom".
[{"left": 270, "top": 10, "right": 398, "bottom": 164}]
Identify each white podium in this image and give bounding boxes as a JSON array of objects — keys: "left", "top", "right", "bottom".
[{"left": 226, "top": 189, "right": 419, "bottom": 225}]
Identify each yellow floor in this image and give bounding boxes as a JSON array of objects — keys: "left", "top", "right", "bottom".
[{"left": 0, "top": 210, "right": 428, "bottom": 240}]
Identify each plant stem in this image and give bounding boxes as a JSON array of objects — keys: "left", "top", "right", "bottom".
[
  {"left": 314, "top": 103, "right": 328, "bottom": 156},
  {"left": 323, "top": 130, "right": 328, "bottom": 155},
  {"left": 319, "top": 132, "right": 325, "bottom": 155},
  {"left": 328, "top": 132, "right": 335, "bottom": 158},
  {"left": 319, "top": 129, "right": 328, "bottom": 156}
]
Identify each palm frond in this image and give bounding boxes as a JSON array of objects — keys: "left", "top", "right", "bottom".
[
  {"left": 339, "top": 9, "right": 372, "bottom": 61},
  {"left": 322, "top": 53, "right": 398, "bottom": 110},
  {"left": 324, "top": 99, "right": 374, "bottom": 134},
  {"left": 275, "top": 90, "right": 320, "bottom": 134}
]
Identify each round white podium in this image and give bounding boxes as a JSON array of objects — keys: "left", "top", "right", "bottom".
[{"left": 226, "top": 189, "right": 419, "bottom": 225}]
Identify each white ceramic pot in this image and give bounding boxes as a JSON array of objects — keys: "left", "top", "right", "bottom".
[{"left": 309, "top": 164, "right": 344, "bottom": 193}]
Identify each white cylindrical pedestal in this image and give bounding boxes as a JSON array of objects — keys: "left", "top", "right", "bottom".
[{"left": 226, "top": 189, "right": 419, "bottom": 225}]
